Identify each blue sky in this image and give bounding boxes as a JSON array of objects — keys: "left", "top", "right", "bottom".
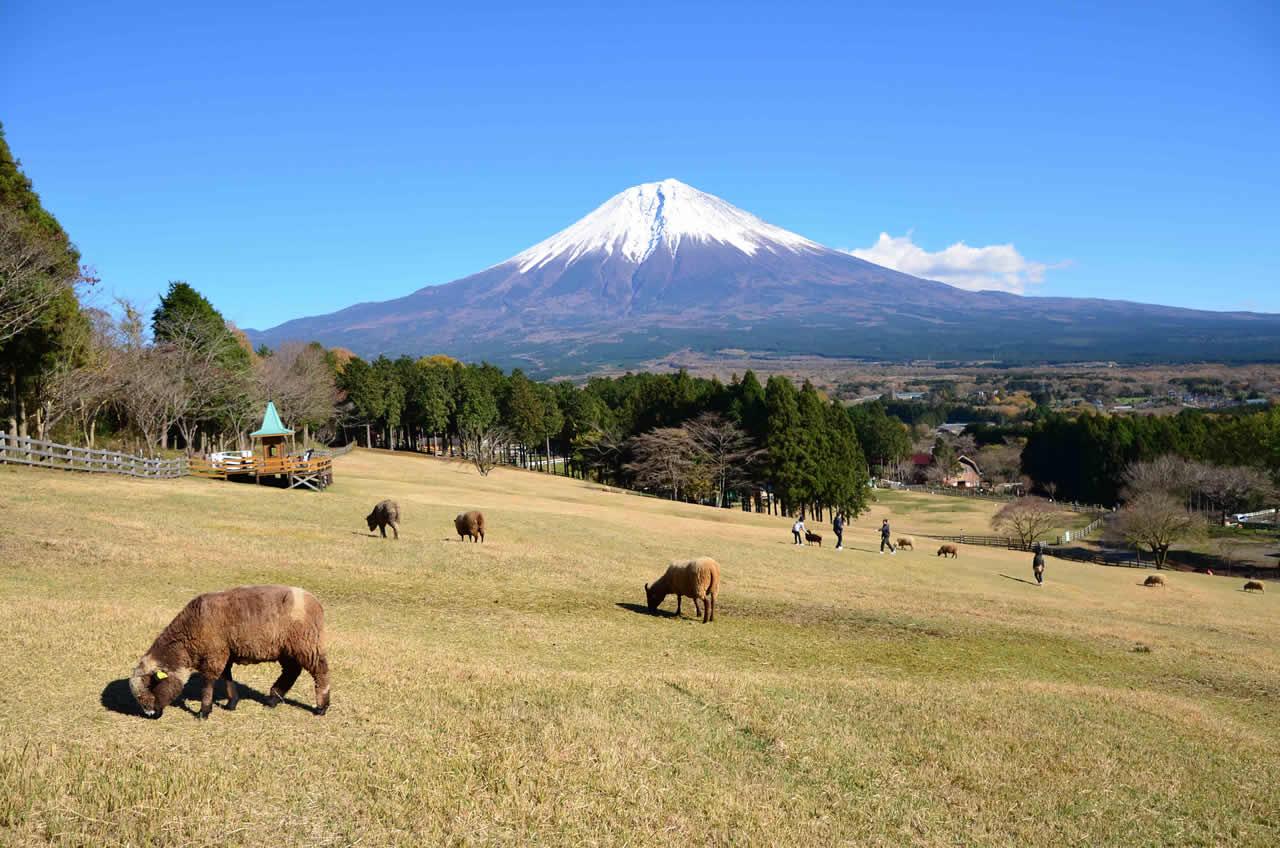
[{"left": 2, "top": 1, "right": 1277, "bottom": 329}]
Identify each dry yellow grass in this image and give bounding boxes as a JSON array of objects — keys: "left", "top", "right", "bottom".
[{"left": 1, "top": 450, "right": 1278, "bottom": 846}]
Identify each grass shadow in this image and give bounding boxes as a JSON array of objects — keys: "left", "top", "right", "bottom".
[
  {"left": 100, "top": 676, "right": 312, "bottom": 719},
  {"left": 616, "top": 602, "right": 677, "bottom": 618},
  {"left": 1000, "top": 573, "right": 1041, "bottom": 587}
]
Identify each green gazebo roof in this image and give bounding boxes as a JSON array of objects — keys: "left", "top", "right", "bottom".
[{"left": 250, "top": 401, "right": 294, "bottom": 438}]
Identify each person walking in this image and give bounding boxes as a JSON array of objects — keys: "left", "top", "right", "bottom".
[
  {"left": 832, "top": 513, "right": 846, "bottom": 550},
  {"left": 879, "top": 519, "right": 895, "bottom": 554},
  {"left": 792, "top": 516, "right": 806, "bottom": 546},
  {"left": 1032, "top": 542, "right": 1045, "bottom": 585}
]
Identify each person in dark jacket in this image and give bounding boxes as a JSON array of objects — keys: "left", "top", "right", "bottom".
[
  {"left": 1032, "top": 542, "right": 1046, "bottom": 584},
  {"left": 879, "top": 520, "right": 895, "bottom": 554},
  {"left": 833, "top": 514, "right": 846, "bottom": 550}
]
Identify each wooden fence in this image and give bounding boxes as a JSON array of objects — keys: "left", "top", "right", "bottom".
[
  {"left": 1061, "top": 515, "right": 1107, "bottom": 543},
  {"left": 0, "top": 432, "right": 186, "bottom": 479}
]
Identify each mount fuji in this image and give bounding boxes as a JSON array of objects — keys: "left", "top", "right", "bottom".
[{"left": 249, "top": 179, "right": 1280, "bottom": 372}]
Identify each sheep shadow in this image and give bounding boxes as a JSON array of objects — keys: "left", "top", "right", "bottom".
[
  {"left": 616, "top": 602, "right": 678, "bottom": 618},
  {"left": 999, "top": 574, "right": 1040, "bottom": 587},
  {"left": 100, "top": 676, "right": 312, "bottom": 720}
]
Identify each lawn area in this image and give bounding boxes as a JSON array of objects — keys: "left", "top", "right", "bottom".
[
  {"left": 864, "top": 488, "right": 1093, "bottom": 539},
  {"left": 1, "top": 450, "right": 1278, "bottom": 846}
]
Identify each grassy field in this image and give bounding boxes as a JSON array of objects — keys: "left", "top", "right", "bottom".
[{"left": 1, "top": 450, "right": 1278, "bottom": 846}]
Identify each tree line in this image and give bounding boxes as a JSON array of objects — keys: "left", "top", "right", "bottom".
[
  {"left": 337, "top": 361, "right": 890, "bottom": 520},
  {"left": 1020, "top": 408, "right": 1280, "bottom": 506}
]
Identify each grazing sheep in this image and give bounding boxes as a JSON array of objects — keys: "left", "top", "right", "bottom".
[
  {"left": 1244, "top": 580, "right": 1265, "bottom": 593},
  {"left": 804, "top": 531, "right": 823, "bottom": 547},
  {"left": 1143, "top": 574, "right": 1165, "bottom": 587},
  {"left": 366, "top": 500, "right": 400, "bottom": 539},
  {"left": 936, "top": 544, "right": 958, "bottom": 558},
  {"left": 897, "top": 537, "right": 914, "bottom": 550},
  {"left": 645, "top": 557, "right": 721, "bottom": 623},
  {"left": 455, "top": 510, "right": 485, "bottom": 543},
  {"left": 129, "top": 585, "right": 330, "bottom": 721}
]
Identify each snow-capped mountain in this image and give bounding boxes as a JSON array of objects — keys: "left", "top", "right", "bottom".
[
  {"left": 510, "top": 178, "right": 822, "bottom": 272},
  {"left": 249, "top": 180, "right": 1280, "bottom": 372}
]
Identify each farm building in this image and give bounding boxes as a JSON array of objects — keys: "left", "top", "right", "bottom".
[{"left": 945, "top": 455, "right": 982, "bottom": 488}]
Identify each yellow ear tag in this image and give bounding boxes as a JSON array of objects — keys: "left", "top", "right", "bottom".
[{"left": 154, "top": 670, "right": 168, "bottom": 680}]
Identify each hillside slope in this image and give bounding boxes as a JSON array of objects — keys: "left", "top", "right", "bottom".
[{"left": 2, "top": 452, "right": 1278, "bottom": 845}]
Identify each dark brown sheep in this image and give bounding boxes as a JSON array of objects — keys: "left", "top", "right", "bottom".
[
  {"left": 645, "top": 557, "right": 721, "bottom": 623},
  {"left": 1244, "top": 580, "right": 1265, "bottom": 593},
  {"left": 455, "top": 510, "right": 485, "bottom": 542},
  {"left": 129, "top": 585, "right": 330, "bottom": 721},
  {"left": 804, "top": 531, "right": 823, "bottom": 547},
  {"left": 937, "top": 544, "right": 958, "bottom": 558},
  {"left": 1143, "top": 574, "right": 1165, "bottom": 587},
  {"left": 366, "top": 500, "right": 400, "bottom": 539}
]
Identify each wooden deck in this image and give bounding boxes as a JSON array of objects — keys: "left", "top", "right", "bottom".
[{"left": 188, "top": 454, "right": 333, "bottom": 490}]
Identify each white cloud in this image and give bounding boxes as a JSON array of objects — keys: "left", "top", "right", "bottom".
[{"left": 845, "top": 232, "right": 1062, "bottom": 294}]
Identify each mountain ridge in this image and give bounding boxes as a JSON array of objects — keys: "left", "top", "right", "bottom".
[{"left": 249, "top": 180, "right": 1280, "bottom": 373}]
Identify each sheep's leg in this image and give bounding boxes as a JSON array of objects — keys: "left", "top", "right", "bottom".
[
  {"left": 268, "top": 658, "right": 303, "bottom": 707},
  {"left": 693, "top": 596, "right": 702, "bottom": 619},
  {"left": 197, "top": 678, "right": 216, "bottom": 719},
  {"left": 391, "top": 522, "right": 398, "bottom": 540},
  {"left": 676, "top": 595, "right": 683, "bottom": 616},
  {"left": 379, "top": 524, "right": 387, "bottom": 538},
  {"left": 308, "top": 655, "right": 331, "bottom": 716},
  {"left": 221, "top": 659, "right": 238, "bottom": 711},
  {"left": 707, "top": 594, "right": 715, "bottom": 623}
]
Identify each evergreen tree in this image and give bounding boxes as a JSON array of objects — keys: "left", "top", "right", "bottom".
[
  {"left": 0, "top": 122, "right": 90, "bottom": 435},
  {"left": 764, "top": 375, "right": 804, "bottom": 514}
]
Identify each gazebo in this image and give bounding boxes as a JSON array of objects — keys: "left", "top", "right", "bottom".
[
  {"left": 250, "top": 401, "right": 294, "bottom": 462},
  {"left": 188, "top": 402, "right": 332, "bottom": 489}
]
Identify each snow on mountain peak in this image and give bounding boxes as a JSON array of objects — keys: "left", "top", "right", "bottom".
[{"left": 511, "top": 178, "right": 823, "bottom": 272}]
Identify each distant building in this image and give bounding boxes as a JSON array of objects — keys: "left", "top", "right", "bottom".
[
  {"left": 909, "top": 452, "right": 983, "bottom": 488},
  {"left": 935, "top": 422, "right": 969, "bottom": 436},
  {"left": 944, "top": 456, "right": 982, "bottom": 488},
  {"left": 893, "top": 391, "right": 927, "bottom": 401}
]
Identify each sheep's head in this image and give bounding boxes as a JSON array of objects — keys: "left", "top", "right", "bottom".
[
  {"left": 644, "top": 582, "right": 662, "bottom": 612},
  {"left": 366, "top": 511, "right": 378, "bottom": 531},
  {"left": 129, "top": 656, "right": 182, "bottom": 719}
]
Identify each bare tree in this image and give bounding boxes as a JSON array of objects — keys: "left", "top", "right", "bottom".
[
  {"left": 1111, "top": 491, "right": 1204, "bottom": 569},
  {"left": 626, "top": 427, "right": 698, "bottom": 500},
  {"left": 684, "top": 413, "right": 761, "bottom": 507},
  {"left": 1123, "top": 455, "right": 1196, "bottom": 503},
  {"left": 1194, "top": 464, "right": 1275, "bottom": 524},
  {"left": 461, "top": 423, "right": 510, "bottom": 477},
  {"left": 975, "top": 442, "right": 1022, "bottom": 485},
  {"left": 256, "top": 342, "right": 338, "bottom": 446},
  {"left": 886, "top": 457, "right": 914, "bottom": 484},
  {"left": 117, "top": 345, "right": 187, "bottom": 456},
  {"left": 0, "top": 205, "right": 95, "bottom": 343},
  {"left": 991, "top": 496, "right": 1060, "bottom": 546}
]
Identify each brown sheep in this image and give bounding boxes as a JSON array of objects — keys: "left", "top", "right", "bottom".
[
  {"left": 455, "top": 510, "right": 485, "bottom": 543},
  {"left": 1244, "top": 580, "right": 1265, "bottom": 593},
  {"left": 936, "top": 544, "right": 958, "bottom": 558},
  {"left": 366, "top": 500, "right": 400, "bottom": 538},
  {"left": 897, "top": 537, "right": 914, "bottom": 550},
  {"left": 804, "top": 531, "right": 823, "bottom": 547},
  {"left": 645, "top": 557, "right": 721, "bottom": 623},
  {"left": 1143, "top": 574, "right": 1165, "bottom": 587},
  {"left": 129, "top": 585, "right": 330, "bottom": 721}
]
